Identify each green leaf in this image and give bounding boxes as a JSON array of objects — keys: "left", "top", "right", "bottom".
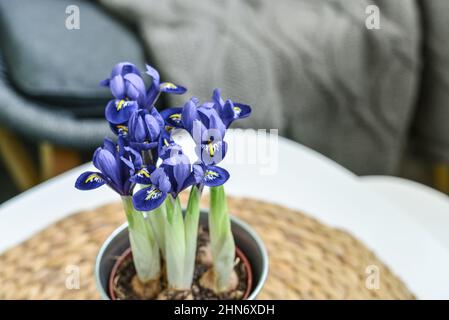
[
  {"left": 147, "top": 200, "right": 167, "bottom": 258},
  {"left": 183, "top": 186, "right": 201, "bottom": 287},
  {"left": 164, "top": 195, "right": 189, "bottom": 289},
  {"left": 209, "top": 186, "right": 235, "bottom": 292},
  {"left": 122, "top": 196, "right": 160, "bottom": 283}
]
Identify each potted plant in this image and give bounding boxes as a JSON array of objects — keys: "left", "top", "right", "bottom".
[{"left": 75, "top": 62, "right": 268, "bottom": 300}]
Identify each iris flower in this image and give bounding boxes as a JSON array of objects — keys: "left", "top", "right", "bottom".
[
  {"left": 101, "top": 62, "right": 147, "bottom": 124},
  {"left": 75, "top": 137, "right": 134, "bottom": 196},
  {"left": 132, "top": 167, "right": 172, "bottom": 211},
  {"left": 145, "top": 65, "right": 187, "bottom": 108},
  {"left": 192, "top": 162, "right": 230, "bottom": 187},
  {"left": 100, "top": 62, "right": 147, "bottom": 103},
  {"left": 120, "top": 145, "right": 155, "bottom": 185},
  {"left": 211, "top": 88, "right": 251, "bottom": 128},
  {"left": 160, "top": 97, "right": 201, "bottom": 131},
  {"left": 127, "top": 108, "right": 164, "bottom": 151},
  {"left": 181, "top": 98, "right": 228, "bottom": 165},
  {"left": 133, "top": 146, "right": 196, "bottom": 211},
  {"left": 109, "top": 122, "right": 129, "bottom": 136}
]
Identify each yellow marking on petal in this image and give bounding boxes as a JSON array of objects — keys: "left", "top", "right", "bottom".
[
  {"left": 138, "top": 169, "right": 150, "bottom": 178},
  {"left": 205, "top": 170, "right": 219, "bottom": 177},
  {"left": 165, "top": 125, "right": 174, "bottom": 132},
  {"left": 117, "top": 125, "right": 128, "bottom": 132},
  {"left": 169, "top": 113, "right": 181, "bottom": 120},
  {"left": 208, "top": 142, "right": 215, "bottom": 157},
  {"left": 85, "top": 173, "right": 101, "bottom": 183},
  {"left": 233, "top": 106, "right": 242, "bottom": 114},
  {"left": 161, "top": 82, "right": 177, "bottom": 90},
  {"left": 116, "top": 99, "right": 125, "bottom": 111},
  {"left": 164, "top": 139, "right": 170, "bottom": 146},
  {"left": 145, "top": 189, "right": 159, "bottom": 201}
]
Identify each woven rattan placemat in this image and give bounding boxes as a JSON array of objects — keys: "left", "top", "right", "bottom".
[{"left": 0, "top": 196, "right": 414, "bottom": 299}]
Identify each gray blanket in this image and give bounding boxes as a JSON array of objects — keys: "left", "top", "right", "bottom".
[{"left": 99, "top": 0, "right": 420, "bottom": 175}]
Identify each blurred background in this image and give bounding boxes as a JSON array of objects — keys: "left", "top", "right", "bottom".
[{"left": 0, "top": 0, "right": 448, "bottom": 203}]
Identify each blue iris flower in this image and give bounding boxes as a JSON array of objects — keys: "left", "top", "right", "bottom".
[
  {"left": 145, "top": 65, "right": 187, "bottom": 108},
  {"left": 132, "top": 154, "right": 194, "bottom": 211},
  {"left": 192, "top": 162, "right": 230, "bottom": 187},
  {"left": 120, "top": 145, "right": 155, "bottom": 186},
  {"left": 160, "top": 90, "right": 251, "bottom": 166},
  {"left": 160, "top": 149, "right": 196, "bottom": 198},
  {"left": 211, "top": 88, "right": 252, "bottom": 128},
  {"left": 127, "top": 108, "right": 164, "bottom": 151},
  {"left": 101, "top": 62, "right": 147, "bottom": 125},
  {"left": 75, "top": 137, "right": 134, "bottom": 196},
  {"left": 100, "top": 62, "right": 146, "bottom": 103},
  {"left": 180, "top": 98, "right": 228, "bottom": 165},
  {"left": 132, "top": 167, "right": 172, "bottom": 211},
  {"left": 132, "top": 144, "right": 198, "bottom": 211},
  {"left": 77, "top": 63, "right": 250, "bottom": 213}
]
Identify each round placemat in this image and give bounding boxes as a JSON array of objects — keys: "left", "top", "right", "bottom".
[{"left": 0, "top": 196, "right": 414, "bottom": 299}]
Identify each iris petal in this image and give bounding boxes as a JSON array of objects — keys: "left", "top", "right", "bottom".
[
  {"left": 181, "top": 99, "right": 199, "bottom": 132},
  {"left": 173, "top": 162, "right": 191, "bottom": 194},
  {"left": 134, "top": 116, "right": 147, "bottom": 142},
  {"left": 150, "top": 107, "right": 165, "bottom": 128},
  {"left": 195, "top": 140, "right": 228, "bottom": 165},
  {"left": 145, "top": 64, "right": 160, "bottom": 85},
  {"left": 105, "top": 99, "right": 138, "bottom": 124},
  {"left": 222, "top": 100, "right": 236, "bottom": 127},
  {"left": 160, "top": 107, "right": 183, "bottom": 128},
  {"left": 103, "top": 137, "right": 116, "bottom": 154},
  {"left": 133, "top": 185, "right": 167, "bottom": 211},
  {"left": 109, "top": 123, "right": 128, "bottom": 136},
  {"left": 125, "top": 83, "right": 140, "bottom": 101},
  {"left": 124, "top": 73, "right": 146, "bottom": 98},
  {"left": 151, "top": 168, "right": 171, "bottom": 193},
  {"left": 130, "top": 141, "right": 158, "bottom": 151},
  {"left": 75, "top": 171, "right": 106, "bottom": 190},
  {"left": 159, "top": 82, "right": 187, "bottom": 94},
  {"left": 99, "top": 78, "right": 110, "bottom": 87},
  {"left": 110, "top": 75, "right": 125, "bottom": 99},
  {"left": 192, "top": 164, "right": 205, "bottom": 184},
  {"left": 144, "top": 114, "right": 161, "bottom": 141},
  {"left": 131, "top": 166, "right": 154, "bottom": 185},
  {"left": 202, "top": 165, "right": 229, "bottom": 187},
  {"left": 111, "top": 62, "right": 140, "bottom": 78},
  {"left": 233, "top": 103, "right": 252, "bottom": 119},
  {"left": 94, "top": 148, "right": 120, "bottom": 187},
  {"left": 212, "top": 88, "right": 224, "bottom": 108}
]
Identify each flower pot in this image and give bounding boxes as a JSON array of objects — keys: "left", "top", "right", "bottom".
[{"left": 95, "top": 210, "right": 269, "bottom": 300}]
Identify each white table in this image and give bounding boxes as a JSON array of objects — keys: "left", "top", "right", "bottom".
[
  {"left": 361, "top": 176, "right": 449, "bottom": 252},
  {"left": 1, "top": 129, "right": 449, "bottom": 299}
]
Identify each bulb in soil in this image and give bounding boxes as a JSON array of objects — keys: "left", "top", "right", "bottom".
[
  {"left": 199, "top": 268, "right": 238, "bottom": 293},
  {"left": 131, "top": 275, "right": 161, "bottom": 299},
  {"left": 196, "top": 243, "right": 213, "bottom": 266},
  {"left": 156, "top": 289, "right": 193, "bottom": 300}
]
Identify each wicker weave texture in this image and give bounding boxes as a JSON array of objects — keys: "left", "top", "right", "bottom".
[{"left": 0, "top": 196, "right": 414, "bottom": 299}]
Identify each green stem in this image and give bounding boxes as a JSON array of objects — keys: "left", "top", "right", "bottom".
[
  {"left": 183, "top": 186, "right": 201, "bottom": 288},
  {"left": 122, "top": 196, "right": 160, "bottom": 283},
  {"left": 209, "top": 185, "right": 235, "bottom": 292},
  {"left": 164, "top": 195, "right": 188, "bottom": 289},
  {"left": 147, "top": 203, "right": 167, "bottom": 258}
]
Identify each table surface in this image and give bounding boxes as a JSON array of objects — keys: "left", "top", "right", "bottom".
[{"left": 1, "top": 129, "right": 449, "bottom": 299}]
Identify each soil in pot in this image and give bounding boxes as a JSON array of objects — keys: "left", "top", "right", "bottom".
[{"left": 110, "top": 226, "right": 251, "bottom": 300}]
